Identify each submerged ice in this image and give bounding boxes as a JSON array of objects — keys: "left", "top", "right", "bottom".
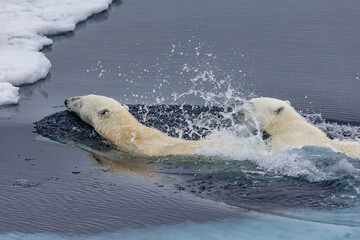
[
  {"left": 1, "top": 212, "right": 359, "bottom": 240},
  {"left": 0, "top": 0, "right": 113, "bottom": 105}
]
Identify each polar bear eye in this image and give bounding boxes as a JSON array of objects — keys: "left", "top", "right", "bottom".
[
  {"left": 99, "top": 108, "right": 110, "bottom": 117},
  {"left": 274, "top": 106, "right": 285, "bottom": 115}
]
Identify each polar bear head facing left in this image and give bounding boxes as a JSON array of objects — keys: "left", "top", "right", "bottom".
[{"left": 65, "top": 94, "right": 128, "bottom": 126}]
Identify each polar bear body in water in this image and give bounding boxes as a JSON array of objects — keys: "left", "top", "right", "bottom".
[
  {"left": 65, "top": 94, "right": 360, "bottom": 159},
  {"left": 65, "top": 94, "right": 209, "bottom": 156},
  {"left": 238, "top": 97, "right": 360, "bottom": 159}
]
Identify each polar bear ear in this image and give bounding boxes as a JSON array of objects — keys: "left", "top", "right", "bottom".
[
  {"left": 285, "top": 100, "right": 291, "bottom": 106},
  {"left": 274, "top": 106, "right": 285, "bottom": 115},
  {"left": 98, "top": 108, "right": 110, "bottom": 117},
  {"left": 123, "top": 104, "right": 129, "bottom": 111}
]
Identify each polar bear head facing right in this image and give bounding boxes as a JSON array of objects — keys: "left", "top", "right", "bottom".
[{"left": 237, "top": 97, "right": 303, "bottom": 135}]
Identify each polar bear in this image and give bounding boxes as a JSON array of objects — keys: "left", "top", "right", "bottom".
[
  {"left": 65, "top": 94, "right": 210, "bottom": 157},
  {"left": 237, "top": 97, "right": 360, "bottom": 159}
]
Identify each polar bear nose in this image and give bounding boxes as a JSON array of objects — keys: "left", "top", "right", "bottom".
[{"left": 65, "top": 97, "right": 81, "bottom": 106}]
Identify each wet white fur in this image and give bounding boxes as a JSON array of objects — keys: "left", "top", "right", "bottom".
[{"left": 246, "top": 97, "right": 360, "bottom": 159}]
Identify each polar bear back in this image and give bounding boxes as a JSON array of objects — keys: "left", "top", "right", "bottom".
[
  {"left": 246, "top": 97, "right": 360, "bottom": 159},
  {"left": 268, "top": 119, "right": 331, "bottom": 150}
]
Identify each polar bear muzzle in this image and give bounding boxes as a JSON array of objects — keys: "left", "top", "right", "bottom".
[
  {"left": 65, "top": 95, "right": 126, "bottom": 126},
  {"left": 65, "top": 96, "right": 82, "bottom": 114}
]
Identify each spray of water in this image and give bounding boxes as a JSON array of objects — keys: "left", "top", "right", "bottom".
[
  {"left": 165, "top": 43, "right": 360, "bottom": 187},
  {"left": 88, "top": 41, "right": 360, "bottom": 186},
  {"left": 77, "top": 41, "right": 360, "bottom": 208}
]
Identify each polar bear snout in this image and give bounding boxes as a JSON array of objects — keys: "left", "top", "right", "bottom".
[
  {"left": 65, "top": 96, "right": 82, "bottom": 113},
  {"left": 65, "top": 96, "right": 80, "bottom": 105}
]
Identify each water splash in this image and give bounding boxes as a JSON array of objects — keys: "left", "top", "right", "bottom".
[
  {"left": 82, "top": 41, "right": 360, "bottom": 208},
  {"left": 143, "top": 43, "right": 360, "bottom": 208},
  {"left": 305, "top": 113, "right": 360, "bottom": 140}
]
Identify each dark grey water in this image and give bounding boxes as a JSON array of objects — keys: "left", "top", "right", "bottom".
[
  {"left": 1, "top": 0, "right": 360, "bottom": 123},
  {"left": 0, "top": 123, "right": 241, "bottom": 234},
  {"left": 1, "top": 0, "right": 360, "bottom": 236},
  {"left": 34, "top": 109, "right": 360, "bottom": 212}
]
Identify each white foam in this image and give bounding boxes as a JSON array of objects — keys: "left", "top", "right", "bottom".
[
  {"left": 0, "top": 0, "right": 113, "bottom": 105},
  {"left": 166, "top": 68, "right": 360, "bottom": 182},
  {"left": 197, "top": 129, "right": 330, "bottom": 182}
]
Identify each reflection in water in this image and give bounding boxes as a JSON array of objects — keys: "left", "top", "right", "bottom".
[
  {"left": 35, "top": 105, "right": 360, "bottom": 213},
  {"left": 0, "top": 105, "right": 19, "bottom": 119},
  {"left": 20, "top": 76, "right": 49, "bottom": 99},
  {"left": 89, "top": 153, "right": 158, "bottom": 179},
  {"left": 0, "top": 76, "right": 49, "bottom": 118}
]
